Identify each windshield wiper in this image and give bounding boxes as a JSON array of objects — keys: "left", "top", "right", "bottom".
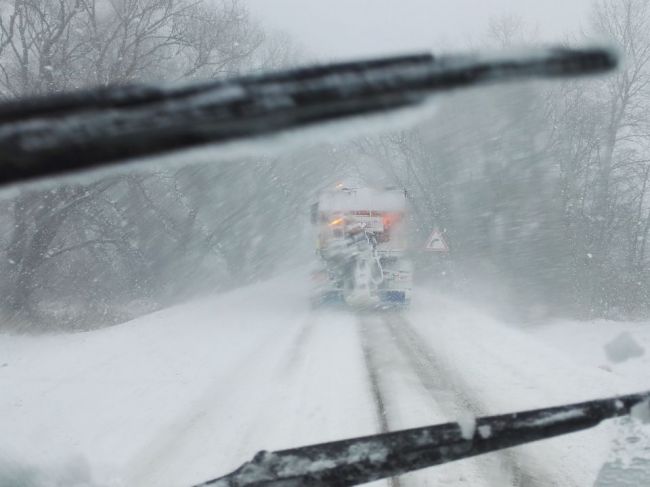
[
  {"left": 0, "top": 45, "right": 616, "bottom": 187},
  {"left": 194, "top": 391, "right": 649, "bottom": 487}
]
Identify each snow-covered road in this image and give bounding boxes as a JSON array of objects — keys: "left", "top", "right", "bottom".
[{"left": 1, "top": 270, "right": 649, "bottom": 486}]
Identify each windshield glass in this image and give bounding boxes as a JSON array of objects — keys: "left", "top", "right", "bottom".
[{"left": 1, "top": 1, "right": 649, "bottom": 486}]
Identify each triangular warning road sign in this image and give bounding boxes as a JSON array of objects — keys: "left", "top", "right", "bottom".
[{"left": 425, "top": 228, "right": 449, "bottom": 252}]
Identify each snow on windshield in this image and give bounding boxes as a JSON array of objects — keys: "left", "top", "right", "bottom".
[{"left": 1, "top": 1, "right": 649, "bottom": 487}]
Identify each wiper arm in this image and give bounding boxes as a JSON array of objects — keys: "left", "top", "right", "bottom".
[
  {"left": 0, "top": 45, "right": 616, "bottom": 187},
  {"left": 194, "top": 391, "right": 649, "bottom": 487}
]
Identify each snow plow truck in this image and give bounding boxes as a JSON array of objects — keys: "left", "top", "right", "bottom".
[{"left": 310, "top": 184, "right": 412, "bottom": 308}]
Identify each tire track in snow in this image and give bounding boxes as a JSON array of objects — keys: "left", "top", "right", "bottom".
[
  {"left": 383, "top": 312, "right": 564, "bottom": 487},
  {"left": 359, "top": 315, "right": 401, "bottom": 487},
  {"left": 360, "top": 313, "right": 498, "bottom": 487},
  {"left": 278, "top": 314, "right": 316, "bottom": 376},
  {"left": 226, "top": 313, "right": 319, "bottom": 465},
  {"left": 126, "top": 313, "right": 313, "bottom": 486}
]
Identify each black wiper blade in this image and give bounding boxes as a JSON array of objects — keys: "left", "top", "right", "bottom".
[
  {"left": 193, "top": 391, "right": 649, "bottom": 487},
  {"left": 0, "top": 45, "right": 616, "bottom": 187}
]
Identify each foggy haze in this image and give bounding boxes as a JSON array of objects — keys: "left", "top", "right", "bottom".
[
  {"left": 1, "top": 1, "right": 649, "bottom": 487},
  {"left": 245, "top": 0, "right": 593, "bottom": 59}
]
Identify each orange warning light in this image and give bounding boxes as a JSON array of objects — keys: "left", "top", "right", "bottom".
[
  {"left": 382, "top": 212, "right": 401, "bottom": 228},
  {"left": 329, "top": 217, "right": 344, "bottom": 226}
]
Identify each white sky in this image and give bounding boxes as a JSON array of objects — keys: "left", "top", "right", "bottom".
[{"left": 245, "top": 0, "right": 594, "bottom": 60}]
